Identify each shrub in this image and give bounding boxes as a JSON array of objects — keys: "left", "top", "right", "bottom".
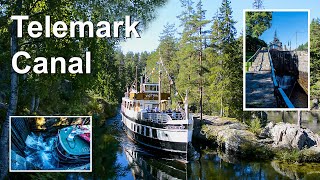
[
  {"left": 249, "top": 117, "right": 261, "bottom": 135},
  {"left": 276, "top": 149, "right": 301, "bottom": 162}
]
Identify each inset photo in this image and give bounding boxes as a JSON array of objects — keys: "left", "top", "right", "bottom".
[
  {"left": 9, "top": 116, "right": 92, "bottom": 172},
  {"left": 244, "top": 9, "right": 310, "bottom": 110}
]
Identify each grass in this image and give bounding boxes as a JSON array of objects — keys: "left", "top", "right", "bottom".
[
  {"left": 275, "top": 149, "right": 301, "bottom": 162},
  {"left": 245, "top": 62, "right": 252, "bottom": 72},
  {"left": 271, "top": 160, "right": 320, "bottom": 180}
]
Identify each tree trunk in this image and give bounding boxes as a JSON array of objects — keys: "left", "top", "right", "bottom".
[
  {"left": 30, "top": 95, "right": 35, "bottom": 113},
  {"left": 220, "top": 96, "right": 223, "bottom": 117},
  {"left": 35, "top": 96, "right": 40, "bottom": 112},
  {"left": 297, "top": 110, "right": 302, "bottom": 128},
  {"left": 0, "top": 0, "right": 21, "bottom": 178}
]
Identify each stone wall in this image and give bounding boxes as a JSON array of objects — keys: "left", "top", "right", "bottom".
[{"left": 296, "top": 50, "right": 308, "bottom": 73}]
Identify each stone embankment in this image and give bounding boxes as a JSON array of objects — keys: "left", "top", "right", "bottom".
[{"left": 193, "top": 114, "right": 320, "bottom": 162}]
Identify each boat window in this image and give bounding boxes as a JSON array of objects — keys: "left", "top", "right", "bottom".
[
  {"left": 152, "top": 129, "right": 157, "bottom": 139},
  {"left": 146, "top": 127, "right": 150, "bottom": 137},
  {"left": 145, "top": 85, "right": 150, "bottom": 91},
  {"left": 141, "top": 126, "right": 145, "bottom": 135},
  {"left": 137, "top": 125, "right": 140, "bottom": 134},
  {"left": 131, "top": 123, "right": 133, "bottom": 130},
  {"left": 134, "top": 124, "right": 136, "bottom": 132}
]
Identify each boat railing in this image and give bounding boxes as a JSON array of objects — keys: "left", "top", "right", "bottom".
[
  {"left": 144, "top": 113, "right": 171, "bottom": 123},
  {"left": 165, "top": 112, "right": 184, "bottom": 120},
  {"left": 140, "top": 112, "right": 185, "bottom": 123}
]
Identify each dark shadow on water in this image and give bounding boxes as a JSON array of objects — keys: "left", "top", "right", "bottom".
[
  {"left": 100, "top": 112, "right": 320, "bottom": 180},
  {"left": 10, "top": 112, "right": 320, "bottom": 179}
]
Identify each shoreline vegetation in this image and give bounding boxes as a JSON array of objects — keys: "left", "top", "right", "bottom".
[
  {"left": 192, "top": 113, "right": 320, "bottom": 177},
  {"left": 0, "top": 0, "right": 320, "bottom": 179}
]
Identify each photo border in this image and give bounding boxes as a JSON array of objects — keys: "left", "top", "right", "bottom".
[
  {"left": 243, "top": 9, "right": 310, "bottom": 111},
  {"left": 9, "top": 115, "right": 92, "bottom": 172}
]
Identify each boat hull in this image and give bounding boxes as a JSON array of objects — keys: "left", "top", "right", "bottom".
[
  {"left": 53, "top": 127, "right": 90, "bottom": 164},
  {"left": 121, "top": 112, "right": 190, "bottom": 155},
  {"left": 54, "top": 136, "right": 90, "bottom": 164}
]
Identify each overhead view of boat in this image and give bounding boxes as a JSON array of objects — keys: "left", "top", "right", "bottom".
[
  {"left": 54, "top": 124, "right": 91, "bottom": 164},
  {"left": 121, "top": 59, "right": 193, "bottom": 160}
]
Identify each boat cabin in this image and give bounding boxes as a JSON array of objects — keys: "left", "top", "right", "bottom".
[{"left": 122, "top": 83, "right": 174, "bottom": 113}]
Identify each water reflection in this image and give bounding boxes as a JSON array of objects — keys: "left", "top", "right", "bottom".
[
  {"left": 187, "top": 151, "right": 289, "bottom": 180},
  {"left": 107, "top": 112, "right": 289, "bottom": 180},
  {"left": 89, "top": 112, "right": 320, "bottom": 179},
  {"left": 92, "top": 114, "right": 130, "bottom": 179},
  {"left": 109, "top": 112, "right": 187, "bottom": 180},
  {"left": 124, "top": 148, "right": 187, "bottom": 179}
]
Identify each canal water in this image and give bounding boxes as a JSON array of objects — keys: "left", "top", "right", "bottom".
[
  {"left": 103, "top": 111, "right": 320, "bottom": 180},
  {"left": 277, "top": 75, "right": 308, "bottom": 108}
]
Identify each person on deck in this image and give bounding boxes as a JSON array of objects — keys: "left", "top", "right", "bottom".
[{"left": 172, "top": 110, "right": 177, "bottom": 120}]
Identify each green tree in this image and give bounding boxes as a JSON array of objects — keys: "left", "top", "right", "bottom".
[
  {"left": 207, "top": 0, "right": 241, "bottom": 117},
  {"left": 310, "top": 19, "right": 320, "bottom": 99},
  {"left": 175, "top": 0, "right": 210, "bottom": 108},
  {"left": 297, "top": 42, "right": 308, "bottom": 51},
  {"left": 145, "top": 23, "right": 178, "bottom": 95},
  {"left": 0, "top": 0, "right": 167, "bottom": 178},
  {"left": 246, "top": 12, "right": 272, "bottom": 38},
  {"left": 253, "top": 0, "right": 264, "bottom": 9}
]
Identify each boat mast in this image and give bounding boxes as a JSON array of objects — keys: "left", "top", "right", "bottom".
[
  {"left": 158, "top": 56, "right": 162, "bottom": 111},
  {"left": 199, "top": 17, "right": 203, "bottom": 122},
  {"left": 135, "top": 65, "right": 138, "bottom": 91}
]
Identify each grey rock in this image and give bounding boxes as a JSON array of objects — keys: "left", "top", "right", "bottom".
[{"left": 265, "top": 122, "right": 320, "bottom": 150}]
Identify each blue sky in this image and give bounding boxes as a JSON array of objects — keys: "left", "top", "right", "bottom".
[
  {"left": 120, "top": 0, "right": 319, "bottom": 53},
  {"left": 259, "top": 11, "right": 308, "bottom": 49}
]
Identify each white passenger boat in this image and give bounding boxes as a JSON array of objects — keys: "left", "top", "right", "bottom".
[{"left": 121, "top": 60, "right": 193, "bottom": 158}]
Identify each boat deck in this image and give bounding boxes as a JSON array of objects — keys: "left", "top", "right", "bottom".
[{"left": 59, "top": 127, "right": 90, "bottom": 156}]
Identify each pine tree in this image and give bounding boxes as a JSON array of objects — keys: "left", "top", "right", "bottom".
[
  {"left": 310, "top": 19, "right": 320, "bottom": 98},
  {"left": 245, "top": 12, "right": 272, "bottom": 38},
  {"left": 176, "top": 0, "right": 210, "bottom": 109},
  {"left": 0, "top": 0, "right": 168, "bottom": 178},
  {"left": 218, "top": 0, "right": 236, "bottom": 48},
  {"left": 253, "top": 0, "right": 264, "bottom": 9},
  {"left": 207, "top": 0, "right": 240, "bottom": 117}
]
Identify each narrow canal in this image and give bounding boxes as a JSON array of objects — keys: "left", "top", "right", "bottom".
[{"left": 102, "top": 110, "right": 320, "bottom": 179}]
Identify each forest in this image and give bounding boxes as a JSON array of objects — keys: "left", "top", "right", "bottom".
[
  {"left": 0, "top": 0, "right": 320, "bottom": 179},
  {"left": 0, "top": 0, "right": 167, "bottom": 178}
]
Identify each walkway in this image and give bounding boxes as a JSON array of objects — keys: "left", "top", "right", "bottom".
[{"left": 246, "top": 50, "right": 277, "bottom": 108}]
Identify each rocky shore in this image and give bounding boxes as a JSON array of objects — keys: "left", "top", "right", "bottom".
[{"left": 193, "top": 114, "right": 320, "bottom": 162}]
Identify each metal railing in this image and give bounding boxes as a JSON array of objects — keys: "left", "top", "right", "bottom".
[
  {"left": 141, "top": 113, "right": 172, "bottom": 123},
  {"left": 246, "top": 47, "right": 261, "bottom": 62},
  {"left": 246, "top": 47, "right": 261, "bottom": 72},
  {"left": 141, "top": 112, "right": 184, "bottom": 123},
  {"left": 268, "top": 49, "right": 295, "bottom": 108}
]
